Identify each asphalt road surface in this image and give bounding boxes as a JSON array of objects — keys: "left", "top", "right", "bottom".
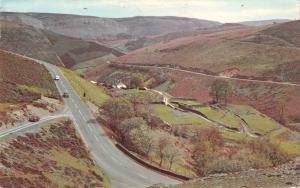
[
  {"left": 0, "top": 115, "right": 68, "bottom": 138},
  {"left": 41, "top": 62, "right": 179, "bottom": 188}
]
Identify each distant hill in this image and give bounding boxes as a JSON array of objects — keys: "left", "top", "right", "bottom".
[
  {"left": 0, "top": 12, "right": 221, "bottom": 52},
  {"left": 240, "top": 19, "right": 290, "bottom": 26},
  {"left": 0, "top": 20, "right": 123, "bottom": 68},
  {"left": 117, "top": 20, "right": 300, "bottom": 83},
  {"left": 124, "top": 23, "right": 246, "bottom": 51}
]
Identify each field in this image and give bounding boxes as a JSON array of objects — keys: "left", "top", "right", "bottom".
[
  {"left": 60, "top": 67, "right": 110, "bottom": 106},
  {"left": 164, "top": 70, "right": 300, "bottom": 125},
  {"left": 228, "top": 105, "right": 279, "bottom": 134},
  {"left": 0, "top": 119, "right": 110, "bottom": 188},
  {"left": 150, "top": 104, "right": 212, "bottom": 127},
  {"left": 193, "top": 106, "right": 242, "bottom": 129}
]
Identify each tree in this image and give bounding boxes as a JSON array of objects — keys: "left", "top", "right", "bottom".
[
  {"left": 129, "top": 126, "right": 157, "bottom": 157},
  {"left": 193, "top": 128, "right": 223, "bottom": 151},
  {"left": 130, "top": 73, "right": 144, "bottom": 88},
  {"left": 193, "top": 140, "right": 214, "bottom": 175},
  {"left": 119, "top": 117, "right": 157, "bottom": 158},
  {"left": 156, "top": 132, "right": 173, "bottom": 167},
  {"left": 101, "top": 98, "right": 134, "bottom": 126},
  {"left": 164, "top": 144, "right": 181, "bottom": 170},
  {"left": 119, "top": 117, "right": 146, "bottom": 143},
  {"left": 210, "top": 79, "right": 233, "bottom": 106}
]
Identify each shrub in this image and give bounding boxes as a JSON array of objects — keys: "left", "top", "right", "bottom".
[
  {"left": 207, "top": 159, "right": 243, "bottom": 174},
  {"left": 248, "top": 138, "right": 290, "bottom": 166},
  {"left": 129, "top": 73, "right": 144, "bottom": 88}
]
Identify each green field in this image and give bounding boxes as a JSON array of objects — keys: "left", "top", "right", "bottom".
[
  {"left": 194, "top": 106, "right": 242, "bottom": 129},
  {"left": 151, "top": 104, "right": 212, "bottom": 127},
  {"left": 220, "top": 129, "right": 249, "bottom": 142},
  {"left": 228, "top": 105, "right": 279, "bottom": 134},
  {"left": 60, "top": 67, "right": 110, "bottom": 106},
  {"left": 171, "top": 99, "right": 201, "bottom": 106}
]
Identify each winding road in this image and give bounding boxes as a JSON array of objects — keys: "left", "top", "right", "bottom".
[{"left": 0, "top": 50, "right": 179, "bottom": 188}]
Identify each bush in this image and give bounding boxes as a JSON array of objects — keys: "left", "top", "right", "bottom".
[
  {"left": 248, "top": 138, "right": 290, "bottom": 166},
  {"left": 207, "top": 159, "right": 243, "bottom": 174},
  {"left": 129, "top": 73, "right": 144, "bottom": 88}
]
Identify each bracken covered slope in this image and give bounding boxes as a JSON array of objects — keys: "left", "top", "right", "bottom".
[
  {"left": 0, "top": 49, "right": 59, "bottom": 103},
  {"left": 0, "top": 20, "right": 123, "bottom": 68},
  {"left": 117, "top": 21, "right": 300, "bottom": 83},
  {"left": 0, "top": 120, "right": 108, "bottom": 187}
]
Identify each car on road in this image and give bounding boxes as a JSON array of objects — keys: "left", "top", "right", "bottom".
[
  {"left": 62, "top": 92, "right": 69, "bottom": 98},
  {"left": 54, "top": 75, "right": 60, "bottom": 80},
  {"left": 29, "top": 116, "right": 40, "bottom": 122}
]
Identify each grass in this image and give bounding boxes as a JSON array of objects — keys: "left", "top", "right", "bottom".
[
  {"left": 194, "top": 106, "right": 242, "bottom": 129},
  {"left": 268, "top": 128, "right": 300, "bottom": 155},
  {"left": 46, "top": 172, "right": 72, "bottom": 188},
  {"left": 221, "top": 129, "right": 249, "bottom": 142},
  {"left": 228, "top": 105, "right": 279, "bottom": 134},
  {"left": 172, "top": 99, "right": 201, "bottom": 106},
  {"left": 151, "top": 104, "right": 212, "bottom": 127},
  {"left": 154, "top": 80, "right": 175, "bottom": 92},
  {"left": 50, "top": 150, "right": 91, "bottom": 172},
  {"left": 60, "top": 67, "right": 110, "bottom": 106},
  {"left": 49, "top": 149, "right": 111, "bottom": 188},
  {"left": 0, "top": 103, "right": 18, "bottom": 111},
  {"left": 17, "top": 84, "right": 53, "bottom": 96},
  {"left": 242, "top": 115, "right": 278, "bottom": 134}
]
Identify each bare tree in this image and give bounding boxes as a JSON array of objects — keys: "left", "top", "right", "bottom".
[
  {"left": 101, "top": 98, "right": 134, "bottom": 127},
  {"left": 164, "top": 144, "right": 181, "bottom": 170},
  {"left": 157, "top": 132, "right": 173, "bottom": 167}
]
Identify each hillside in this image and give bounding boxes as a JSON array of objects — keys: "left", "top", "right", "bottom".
[
  {"left": 152, "top": 158, "right": 300, "bottom": 188},
  {"left": 117, "top": 21, "right": 300, "bottom": 83},
  {"left": 240, "top": 19, "right": 290, "bottom": 26},
  {"left": 124, "top": 23, "right": 246, "bottom": 51},
  {"left": 0, "top": 50, "right": 62, "bottom": 129},
  {"left": 0, "top": 20, "right": 123, "bottom": 68},
  {"left": 0, "top": 50, "right": 58, "bottom": 103},
  {"left": 0, "top": 119, "right": 109, "bottom": 187},
  {"left": 0, "top": 12, "right": 221, "bottom": 52}
]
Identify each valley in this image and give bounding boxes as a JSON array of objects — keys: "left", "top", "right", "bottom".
[{"left": 0, "top": 9, "right": 299, "bottom": 188}]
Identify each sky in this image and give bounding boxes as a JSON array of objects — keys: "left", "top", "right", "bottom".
[{"left": 1, "top": 0, "right": 299, "bottom": 22}]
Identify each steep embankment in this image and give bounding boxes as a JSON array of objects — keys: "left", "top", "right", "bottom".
[
  {"left": 117, "top": 21, "right": 300, "bottom": 83},
  {"left": 0, "top": 50, "right": 60, "bottom": 127},
  {"left": 0, "top": 20, "right": 123, "bottom": 68},
  {"left": 0, "top": 49, "right": 59, "bottom": 103}
]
